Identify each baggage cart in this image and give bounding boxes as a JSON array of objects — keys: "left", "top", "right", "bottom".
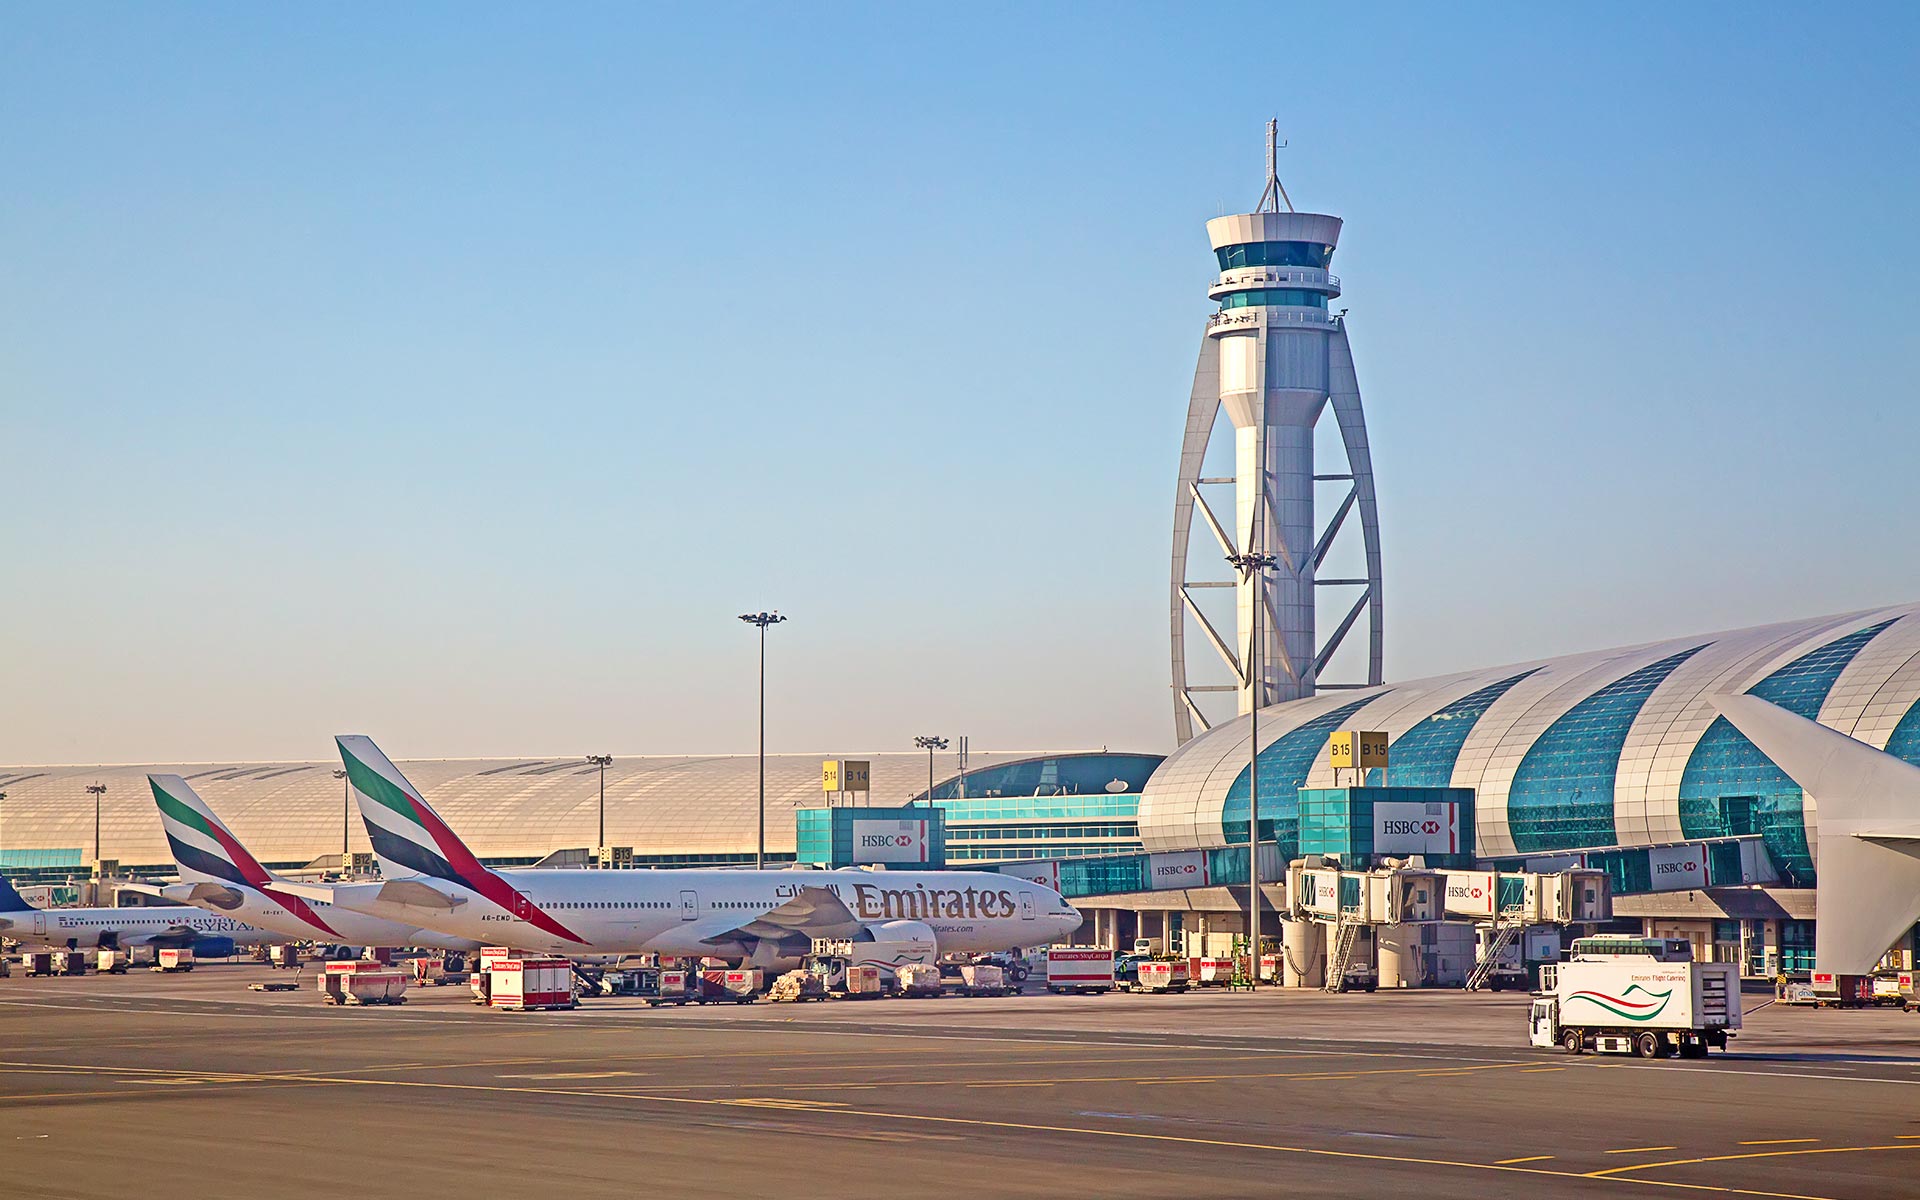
[{"left": 321, "top": 961, "right": 409, "bottom": 1006}]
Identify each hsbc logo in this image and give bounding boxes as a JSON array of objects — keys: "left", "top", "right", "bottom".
[
  {"left": 860, "top": 834, "right": 916, "bottom": 848},
  {"left": 1154, "top": 864, "right": 1197, "bottom": 877},
  {"left": 1654, "top": 860, "right": 1699, "bottom": 875},
  {"left": 1381, "top": 819, "right": 1445, "bottom": 836}
]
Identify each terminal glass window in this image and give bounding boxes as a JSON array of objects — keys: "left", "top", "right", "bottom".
[
  {"left": 922, "top": 754, "right": 1162, "bottom": 804},
  {"left": 1372, "top": 669, "right": 1537, "bottom": 787},
  {"left": 1214, "top": 241, "right": 1335, "bottom": 270},
  {"left": 1218, "top": 289, "right": 1327, "bottom": 310},
  {"left": 1506, "top": 648, "right": 1705, "bottom": 853},
  {"left": 1677, "top": 620, "right": 1894, "bottom": 885},
  {"left": 1222, "top": 697, "right": 1378, "bottom": 855}
]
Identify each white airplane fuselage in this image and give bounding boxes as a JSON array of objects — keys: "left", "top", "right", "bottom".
[
  {"left": 323, "top": 868, "right": 1083, "bottom": 962},
  {"left": 0, "top": 904, "right": 274, "bottom": 951}
]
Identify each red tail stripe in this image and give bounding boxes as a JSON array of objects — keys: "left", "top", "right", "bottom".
[{"left": 401, "top": 790, "right": 584, "bottom": 944}]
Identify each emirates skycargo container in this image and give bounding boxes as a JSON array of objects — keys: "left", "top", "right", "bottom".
[
  {"left": 1529, "top": 936, "right": 1739, "bottom": 1059},
  {"left": 1046, "top": 947, "right": 1115, "bottom": 994}
]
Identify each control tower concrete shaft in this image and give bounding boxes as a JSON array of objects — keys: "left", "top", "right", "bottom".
[{"left": 1170, "top": 136, "right": 1383, "bottom": 744}]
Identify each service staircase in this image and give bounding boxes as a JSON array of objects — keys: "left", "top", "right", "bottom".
[
  {"left": 1464, "top": 906, "right": 1526, "bottom": 992},
  {"left": 1325, "top": 907, "right": 1364, "bottom": 992}
]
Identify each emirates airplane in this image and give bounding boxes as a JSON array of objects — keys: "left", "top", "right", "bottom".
[
  {"left": 277, "top": 735, "right": 1083, "bottom": 969},
  {"left": 145, "top": 774, "right": 480, "bottom": 952},
  {"left": 0, "top": 875, "right": 273, "bottom": 953}
]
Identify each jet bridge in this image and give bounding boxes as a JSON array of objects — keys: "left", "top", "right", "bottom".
[{"left": 1282, "top": 861, "right": 1611, "bottom": 991}]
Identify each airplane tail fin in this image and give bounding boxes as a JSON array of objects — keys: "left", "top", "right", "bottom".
[
  {"left": 148, "top": 774, "right": 276, "bottom": 890},
  {"left": 335, "top": 735, "right": 487, "bottom": 888},
  {"left": 0, "top": 874, "right": 32, "bottom": 914},
  {"left": 1709, "top": 693, "right": 1920, "bottom": 976}
]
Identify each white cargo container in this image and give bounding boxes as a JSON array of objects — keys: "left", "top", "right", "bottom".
[
  {"left": 1046, "top": 947, "right": 1115, "bottom": 994},
  {"left": 1529, "top": 937, "right": 1739, "bottom": 1059},
  {"left": 153, "top": 948, "right": 194, "bottom": 973},
  {"left": 96, "top": 949, "right": 130, "bottom": 974},
  {"left": 321, "top": 961, "right": 409, "bottom": 1006},
  {"left": 1134, "top": 959, "right": 1190, "bottom": 993}
]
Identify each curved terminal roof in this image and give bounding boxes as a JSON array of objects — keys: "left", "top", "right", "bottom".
[
  {"left": 0, "top": 749, "right": 1137, "bottom": 871},
  {"left": 1140, "top": 603, "right": 1920, "bottom": 885}
]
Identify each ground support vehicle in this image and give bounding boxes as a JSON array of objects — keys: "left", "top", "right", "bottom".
[
  {"left": 1529, "top": 937, "right": 1738, "bottom": 1059},
  {"left": 485, "top": 957, "right": 572, "bottom": 1011},
  {"left": 643, "top": 968, "right": 693, "bottom": 1007},
  {"left": 1193, "top": 957, "right": 1235, "bottom": 987},
  {"left": 21, "top": 951, "right": 54, "bottom": 977},
  {"left": 694, "top": 968, "right": 761, "bottom": 1004},
  {"left": 321, "top": 961, "right": 409, "bottom": 1006},
  {"left": 1808, "top": 972, "right": 1875, "bottom": 1008},
  {"left": 769, "top": 970, "right": 828, "bottom": 1002},
  {"left": 953, "top": 963, "right": 1016, "bottom": 996},
  {"left": 1132, "top": 959, "right": 1190, "bottom": 993},
  {"left": 152, "top": 948, "right": 194, "bottom": 973},
  {"left": 268, "top": 944, "right": 303, "bottom": 970},
  {"left": 96, "top": 950, "right": 129, "bottom": 974},
  {"left": 1046, "top": 946, "right": 1116, "bottom": 995},
  {"left": 52, "top": 950, "right": 87, "bottom": 976},
  {"left": 896, "top": 964, "right": 942, "bottom": 997}
]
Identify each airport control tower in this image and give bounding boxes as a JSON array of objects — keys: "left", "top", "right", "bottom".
[{"left": 1170, "top": 124, "right": 1383, "bottom": 744}]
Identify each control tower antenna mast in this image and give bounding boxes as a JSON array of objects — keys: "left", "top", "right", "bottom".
[{"left": 1256, "top": 118, "right": 1293, "bottom": 214}]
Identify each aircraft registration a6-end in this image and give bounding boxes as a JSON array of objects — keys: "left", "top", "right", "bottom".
[
  {"left": 145, "top": 774, "right": 480, "bottom": 952},
  {"left": 274, "top": 735, "right": 1084, "bottom": 967}
]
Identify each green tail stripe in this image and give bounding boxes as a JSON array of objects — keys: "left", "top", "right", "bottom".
[
  {"left": 339, "top": 743, "right": 428, "bottom": 830},
  {"left": 153, "top": 789, "right": 218, "bottom": 844}
]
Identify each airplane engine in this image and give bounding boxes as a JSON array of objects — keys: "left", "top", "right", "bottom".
[{"left": 191, "top": 935, "right": 236, "bottom": 958}]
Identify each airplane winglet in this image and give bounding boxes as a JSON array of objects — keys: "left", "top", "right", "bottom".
[{"left": 1707, "top": 693, "right": 1920, "bottom": 974}]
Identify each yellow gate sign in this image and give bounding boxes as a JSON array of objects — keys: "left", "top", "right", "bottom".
[
  {"left": 823, "top": 760, "right": 871, "bottom": 792},
  {"left": 1329, "top": 731, "right": 1390, "bottom": 771}
]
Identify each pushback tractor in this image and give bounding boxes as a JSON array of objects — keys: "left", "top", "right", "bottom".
[{"left": 1528, "top": 936, "right": 1739, "bottom": 1059}]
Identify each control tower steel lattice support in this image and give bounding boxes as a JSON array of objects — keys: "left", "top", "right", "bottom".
[{"left": 1170, "top": 128, "right": 1383, "bottom": 744}]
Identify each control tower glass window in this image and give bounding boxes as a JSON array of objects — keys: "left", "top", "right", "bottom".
[
  {"left": 1218, "top": 289, "right": 1328, "bottom": 310},
  {"left": 1214, "top": 241, "right": 1335, "bottom": 270}
]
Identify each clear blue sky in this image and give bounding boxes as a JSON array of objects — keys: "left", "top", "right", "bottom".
[{"left": 4, "top": 6, "right": 1918, "bottom": 763}]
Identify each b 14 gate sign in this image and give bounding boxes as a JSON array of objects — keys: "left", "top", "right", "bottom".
[
  {"left": 1373, "top": 802, "right": 1461, "bottom": 855},
  {"left": 851, "top": 819, "right": 930, "bottom": 864}
]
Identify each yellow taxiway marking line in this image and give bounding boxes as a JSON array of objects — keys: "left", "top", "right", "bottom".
[
  {"left": 1520, "top": 1067, "right": 1566, "bottom": 1073},
  {"left": 1897, "top": 1135, "right": 1920, "bottom": 1140},
  {"left": 1605, "top": 1147, "right": 1680, "bottom": 1154},
  {"left": 1587, "top": 1145, "right": 1920, "bottom": 1179},
  {"left": 632, "top": 1058, "right": 1541, "bottom": 1093},
  {"left": 1495, "top": 1156, "right": 1555, "bottom": 1165},
  {"left": 767, "top": 1053, "right": 1271, "bottom": 1073},
  {"left": 496, "top": 1071, "right": 646, "bottom": 1080},
  {"left": 1738, "top": 1140, "right": 1819, "bottom": 1146},
  {"left": 966, "top": 1081, "right": 1057, "bottom": 1088},
  {"left": 163, "top": 1071, "right": 1835, "bottom": 1200}
]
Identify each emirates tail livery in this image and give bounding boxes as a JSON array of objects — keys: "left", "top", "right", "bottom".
[
  {"left": 276, "top": 735, "right": 1083, "bottom": 967},
  {"left": 146, "top": 774, "right": 479, "bottom": 952}
]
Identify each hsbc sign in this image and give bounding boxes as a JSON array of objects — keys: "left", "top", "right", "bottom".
[
  {"left": 1373, "top": 802, "right": 1461, "bottom": 855},
  {"left": 851, "top": 819, "right": 929, "bottom": 864},
  {"left": 1647, "top": 843, "right": 1708, "bottom": 892},
  {"left": 1444, "top": 871, "right": 1496, "bottom": 917},
  {"left": 1147, "top": 850, "right": 1209, "bottom": 891}
]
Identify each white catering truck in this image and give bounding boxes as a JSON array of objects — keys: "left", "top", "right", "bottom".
[{"left": 1528, "top": 936, "right": 1739, "bottom": 1059}]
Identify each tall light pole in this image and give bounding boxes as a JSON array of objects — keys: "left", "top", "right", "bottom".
[
  {"left": 85, "top": 783, "right": 107, "bottom": 874},
  {"left": 914, "top": 736, "right": 948, "bottom": 805},
  {"left": 1227, "top": 548, "right": 1277, "bottom": 989},
  {"left": 738, "top": 611, "right": 787, "bottom": 870},
  {"left": 586, "top": 754, "right": 612, "bottom": 862},
  {"left": 0, "top": 790, "right": 8, "bottom": 865},
  {"left": 332, "top": 769, "right": 349, "bottom": 870}
]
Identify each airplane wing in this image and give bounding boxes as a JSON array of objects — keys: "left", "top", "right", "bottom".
[
  {"left": 276, "top": 878, "right": 466, "bottom": 910},
  {"left": 698, "top": 885, "right": 865, "bottom": 948}
]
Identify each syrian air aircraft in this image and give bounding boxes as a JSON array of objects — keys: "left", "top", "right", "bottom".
[
  {"left": 146, "top": 774, "right": 480, "bottom": 952},
  {"left": 276, "top": 735, "right": 1084, "bottom": 968},
  {"left": 0, "top": 874, "right": 274, "bottom": 953}
]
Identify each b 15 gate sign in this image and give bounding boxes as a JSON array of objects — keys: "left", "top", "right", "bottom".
[
  {"left": 851, "top": 819, "right": 929, "bottom": 865},
  {"left": 1373, "top": 802, "right": 1461, "bottom": 855},
  {"left": 1148, "top": 850, "right": 1209, "bottom": 890},
  {"left": 1648, "top": 843, "right": 1709, "bottom": 891}
]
